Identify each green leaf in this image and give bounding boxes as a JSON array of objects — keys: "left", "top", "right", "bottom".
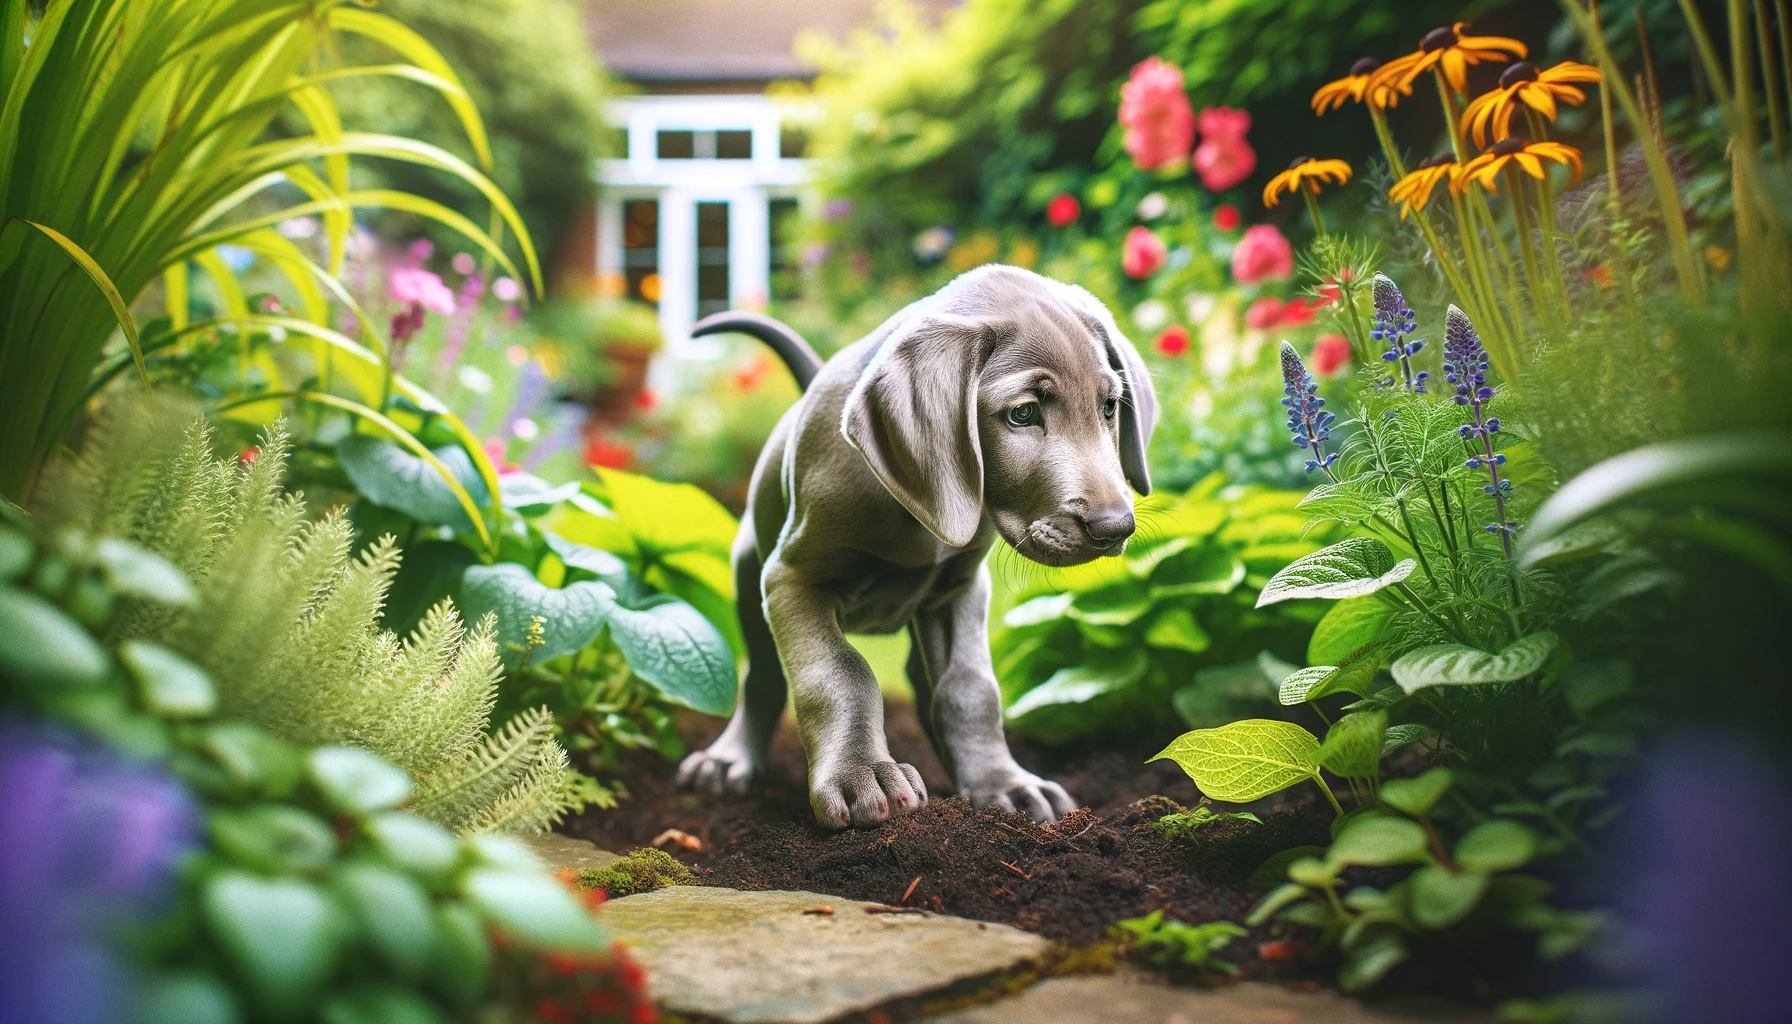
[
  {"left": 1391, "top": 632, "right": 1559, "bottom": 693},
  {"left": 1142, "top": 606, "right": 1212, "bottom": 652},
  {"left": 1067, "top": 578, "right": 1154, "bottom": 626},
  {"left": 333, "top": 863, "right": 438, "bottom": 980},
  {"left": 309, "top": 747, "right": 414, "bottom": 815},
  {"left": 1150, "top": 719, "right": 1322, "bottom": 804},
  {"left": 0, "top": 588, "right": 108, "bottom": 686},
  {"left": 1277, "top": 665, "right": 1337, "bottom": 706},
  {"left": 461, "top": 868, "right": 607, "bottom": 952},
  {"left": 429, "top": 903, "right": 491, "bottom": 1010},
  {"left": 1327, "top": 815, "right": 1430, "bottom": 867},
  {"left": 1408, "top": 864, "right": 1490, "bottom": 929},
  {"left": 209, "top": 805, "right": 338, "bottom": 874},
  {"left": 498, "top": 473, "right": 582, "bottom": 517},
  {"left": 201, "top": 723, "right": 304, "bottom": 799},
  {"left": 320, "top": 985, "right": 448, "bottom": 1024},
  {"left": 1562, "top": 660, "right": 1634, "bottom": 718},
  {"left": 382, "top": 541, "right": 478, "bottom": 637},
  {"left": 1318, "top": 710, "right": 1388, "bottom": 779},
  {"left": 366, "top": 813, "right": 462, "bottom": 880},
  {"left": 457, "top": 563, "right": 611, "bottom": 665},
  {"left": 1574, "top": 549, "right": 1679, "bottom": 616},
  {"left": 337, "top": 435, "right": 489, "bottom": 531},
  {"left": 602, "top": 587, "right": 738, "bottom": 716},
  {"left": 203, "top": 872, "right": 343, "bottom": 1012},
  {"left": 1255, "top": 538, "right": 1416, "bottom": 607},
  {"left": 541, "top": 531, "right": 629, "bottom": 586},
  {"left": 1002, "top": 592, "right": 1074, "bottom": 628},
  {"left": 1379, "top": 724, "right": 1429, "bottom": 757},
  {"left": 1147, "top": 544, "right": 1245, "bottom": 599},
  {"left": 1286, "top": 856, "right": 1340, "bottom": 887},
  {"left": 1454, "top": 820, "right": 1538, "bottom": 873},
  {"left": 135, "top": 972, "right": 239, "bottom": 1024},
  {"left": 119, "top": 641, "right": 215, "bottom": 717},
  {"left": 96, "top": 538, "right": 195, "bottom": 605},
  {"left": 1307, "top": 596, "right": 1393, "bottom": 665},
  {"left": 0, "top": 529, "right": 32, "bottom": 581},
  {"left": 1007, "top": 648, "right": 1148, "bottom": 720},
  {"left": 1338, "top": 927, "right": 1407, "bottom": 992},
  {"left": 1248, "top": 845, "right": 1327, "bottom": 890},
  {"left": 1379, "top": 767, "right": 1453, "bottom": 817}
]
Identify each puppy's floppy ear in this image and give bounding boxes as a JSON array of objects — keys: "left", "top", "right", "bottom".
[
  {"left": 1106, "top": 325, "right": 1158, "bottom": 495},
  {"left": 842, "top": 314, "right": 996, "bottom": 547}
]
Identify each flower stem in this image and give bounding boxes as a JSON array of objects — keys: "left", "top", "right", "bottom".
[
  {"left": 1302, "top": 181, "right": 1327, "bottom": 236},
  {"left": 1504, "top": 164, "right": 1553, "bottom": 341},
  {"left": 1524, "top": 108, "right": 1574, "bottom": 325}
]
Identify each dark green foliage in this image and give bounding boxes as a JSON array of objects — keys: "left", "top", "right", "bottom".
[{"left": 576, "top": 848, "right": 694, "bottom": 899}]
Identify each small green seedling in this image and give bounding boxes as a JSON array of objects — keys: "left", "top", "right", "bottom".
[{"left": 1114, "top": 910, "right": 1247, "bottom": 977}]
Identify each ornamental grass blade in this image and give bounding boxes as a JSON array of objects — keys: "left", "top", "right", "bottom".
[
  {"left": 1391, "top": 632, "right": 1560, "bottom": 694},
  {"left": 1150, "top": 719, "right": 1322, "bottom": 804},
  {"left": 18, "top": 220, "right": 144, "bottom": 382},
  {"left": 1256, "top": 538, "right": 1415, "bottom": 607}
]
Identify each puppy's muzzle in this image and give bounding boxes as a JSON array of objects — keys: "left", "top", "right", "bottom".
[{"left": 1079, "top": 507, "right": 1135, "bottom": 548}]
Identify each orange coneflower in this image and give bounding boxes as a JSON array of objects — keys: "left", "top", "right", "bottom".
[
  {"left": 1263, "top": 156, "right": 1352, "bottom": 207},
  {"left": 1457, "top": 138, "right": 1583, "bottom": 193},
  {"left": 1371, "top": 22, "right": 1528, "bottom": 95},
  {"left": 1462, "top": 60, "right": 1603, "bottom": 147},
  {"left": 1388, "top": 153, "right": 1462, "bottom": 218},
  {"left": 1311, "top": 57, "right": 1413, "bottom": 113}
]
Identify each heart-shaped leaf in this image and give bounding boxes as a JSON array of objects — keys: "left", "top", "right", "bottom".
[
  {"left": 1408, "top": 864, "right": 1490, "bottom": 929},
  {"left": 203, "top": 872, "right": 342, "bottom": 1011},
  {"left": 1256, "top": 538, "right": 1416, "bottom": 607},
  {"left": 1327, "top": 814, "right": 1430, "bottom": 867},
  {"left": 1318, "top": 710, "right": 1387, "bottom": 779},
  {"left": 1150, "top": 719, "right": 1322, "bottom": 804},
  {"left": 1277, "top": 665, "right": 1338, "bottom": 706},
  {"left": 1379, "top": 766, "right": 1453, "bottom": 817},
  {"left": 457, "top": 563, "right": 612, "bottom": 665},
  {"left": 1391, "top": 632, "right": 1559, "bottom": 694},
  {"left": 602, "top": 588, "right": 737, "bottom": 716},
  {"left": 1453, "top": 819, "right": 1538, "bottom": 873},
  {"left": 338, "top": 435, "right": 489, "bottom": 531}
]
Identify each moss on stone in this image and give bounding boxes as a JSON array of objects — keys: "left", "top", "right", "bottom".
[{"left": 575, "top": 847, "right": 693, "bottom": 898}]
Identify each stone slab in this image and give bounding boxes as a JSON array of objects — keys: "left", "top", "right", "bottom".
[
  {"left": 599, "top": 885, "right": 1050, "bottom": 1024},
  {"left": 523, "top": 833, "right": 623, "bottom": 874},
  {"left": 925, "top": 972, "right": 1494, "bottom": 1024}
]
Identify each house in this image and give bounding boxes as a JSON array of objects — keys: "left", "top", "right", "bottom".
[{"left": 584, "top": 0, "right": 887, "bottom": 354}]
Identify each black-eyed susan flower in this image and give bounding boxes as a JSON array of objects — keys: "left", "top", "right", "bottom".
[
  {"left": 1262, "top": 156, "right": 1352, "bottom": 207},
  {"left": 1462, "top": 60, "right": 1603, "bottom": 147},
  {"left": 1459, "top": 138, "right": 1583, "bottom": 192},
  {"left": 1311, "top": 57, "right": 1413, "bottom": 113},
  {"left": 1371, "top": 22, "right": 1528, "bottom": 95},
  {"left": 1387, "top": 153, "right": 1461, "bottom": 219}
]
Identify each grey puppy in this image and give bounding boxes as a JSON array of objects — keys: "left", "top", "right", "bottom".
[{"left": 676, "top": 264, "right": 1157, "bottom": 829}]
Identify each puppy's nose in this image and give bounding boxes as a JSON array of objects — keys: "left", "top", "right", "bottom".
[{"left": 1081, "top": 507, "right": 1135, "bottom": 546}]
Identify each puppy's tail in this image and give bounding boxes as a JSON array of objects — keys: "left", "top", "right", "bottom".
[{"left": 691, "top": 310, "right": 823, "bottom": 392}]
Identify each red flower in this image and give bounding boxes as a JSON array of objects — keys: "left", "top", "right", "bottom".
[
  {"left": 1119, "top": 57, "right": 1195, "bottom": 171},
  {"left": 634, "top": 387, "right": 658, "bottom": 411},
  {"left": 1245, "top": 296, "right": 1285, "bottom": 330},
  {"left": 1312, "top": 333, "right": 1354, "bottom": 375},
  {"left": 1230, "top": 223, "right": 1294, "bottom": 284},
  {"left": 1193, "top": 107, "right": 1256, "bottom": 191},
  {"left": 732, "top": 355, "right": 771, "bottom": 392},
  {"left": 1154, "top": 325, "right": 1190, "bottom": 356},
  {"left": 1257, "top": 939, "right": 1294, "bottom": 962},
  {"left": 1121, "top": 227, "right": 1167, "bottom": 279},
  {"left": 238, "top": 446, "right": 260, "bottom": 465},
  {"left": 584, "top": 436, "right": 634, "bottom": 469},
  {"left": 1212, "top": 203, "right": 1241, "bottom": 232},
  {"left": 1279, "top": 297, "right": 1318, "bottom": 327},
  {"left": 1046, "top": 193, "right": 1081, "bottom": 226}
]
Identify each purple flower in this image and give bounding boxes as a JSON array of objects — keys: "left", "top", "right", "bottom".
[
  {"left": 820, "top": 198, "right": 854, "bottom": 222},
  {"left": 0, "top": 724, "right": 199, "bottom": 1024},
  {"left": 1370, "top": 274, "right": 1428, "bottom": 392},
  {"left": 1443, "top": 305, "right": 1517, "bottom": 552},
  {"left": 1280, "top": 341, "right": 1339, "bottom": 478}
]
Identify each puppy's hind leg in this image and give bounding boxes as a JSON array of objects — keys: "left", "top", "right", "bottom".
[{"left": 677, "top": 532, "right": 785, "bottom": 795}]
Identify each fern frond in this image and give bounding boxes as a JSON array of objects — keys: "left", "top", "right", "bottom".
[
  {"left": 411, "top": 706, "right": 566, "bottom": 834},
  {"left": 460, "top": 742, "right": 581, "bottom": 836}
]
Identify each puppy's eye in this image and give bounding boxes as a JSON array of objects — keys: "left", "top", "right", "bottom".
[
  {"left": 1005, "top": 402, "right": 1042, "bottom": 428},
  {"left": 1102, "top": 398, "right": 1119, "bottom": 420}
]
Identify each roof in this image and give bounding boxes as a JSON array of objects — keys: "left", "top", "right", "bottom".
[{"left": 586, "top": 0, "right": 880, "bottom": 85}]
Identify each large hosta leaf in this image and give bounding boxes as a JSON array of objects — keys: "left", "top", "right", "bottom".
[
  {"left": 603, "top": 583, "right": 737, "bottom": 716},
  {"left": 1391, "top": 632, "right": 1559, "bottom": 694},
  {"left": 1006, "top": 649, "right": 1148, "bottom": 720},
  {"left": 457, "top": 563, "right": 611, "bottom": 664},
  {"left": 1151, "top": 719, "right": 1322, "bottom": 804},
  {"left": 338, "top": 435, "right": 489, "bottom": 530},
  {"left": 1256, "top": 538, "right": 1415, "bottom": 607},
  {"left": 1067, "top": 578, "right": 1154, "bottom": 626},
  {"left": 1148, "top": 545, "right": 1245, "bottom": 599}
]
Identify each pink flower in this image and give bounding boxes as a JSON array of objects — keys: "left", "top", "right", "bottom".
[
  {"left": 1246, "top": 296, "right": 1285, "bottom": 330},
  {"left": 1154, "top": 325, "right": 1190, "bottom": 356},
  {"left": 1192, "top": 107, "right": 1256, "bottom": 191},
  {"left": 1231, "top": 224, "right": 1294, "bottom": 284},
  {"left": 1279, "top": 297, "right": 1318, "bottom": 327},
  {"left": 1119, "top": 57, "right": 1194, "bottom": 171},
  {"left": 1122, "top": 227, "right": 1167, "bottom": 279},
  {"left": 1312, "top": 333, "right": 1353, "bottom": 375},
  {"left": 1046, "top": 193, "right": 1081, "bottom": 227},
  {"left": 389, "top": 266, "right": 456, "bottom": 315},
  {"left": 492, "top": 277, "right": 522, "bottom": 303}
]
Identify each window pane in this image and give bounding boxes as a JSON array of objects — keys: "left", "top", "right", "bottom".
[
  {"left": 716, "top": 130, "right": 753, "bottom": 160},
  {"left": 696, "top": 202, "right": 730, "bottom": 318},
  {"left": 623, "top": 200, "right": 659, "bottom": 307},
  {"left": 656, "top": 130, "right": 694, "bottom": 159},
  {"left": 770, "top": 198, "right": 801, "bottom": 302}
]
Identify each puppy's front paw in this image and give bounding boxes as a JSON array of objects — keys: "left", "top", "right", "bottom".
[
  {"left": 810, "top": 760, "right": 928, "bottom": 830},
  {"left": 676, "top": 738, "right": 760, "bottom": 795},
  {"left": 964, "top": 766, "right": 1078, "bottom": 824}
]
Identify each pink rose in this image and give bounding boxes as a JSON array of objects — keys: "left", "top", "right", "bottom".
[
  {"left": 1122, "top": 227, "right": 1167, "bottom": 279},
  {"left": 1231, "top": 223, "right": 1294, "bottom": 284},
  {"left": 389, "top": 266, "right": 456, "bottom": 315},
  {"left": 1193, "top": 107, "right": 1256, "bottom": 191},
  {"left": 1246, "top": 296, "right": 1285, "bottom": 330},
  {"left": 1119, "top": 57, "right": 1194, "bottom": 171}
]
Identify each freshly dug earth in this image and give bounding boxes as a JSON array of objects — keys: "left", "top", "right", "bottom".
[{"left": 561, "top": 700, "right": 1336, "bottom": 982}]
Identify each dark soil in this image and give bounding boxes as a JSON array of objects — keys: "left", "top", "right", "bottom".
[{"left": 560, "top": 699, "right": 1337, "bottom": 982}]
